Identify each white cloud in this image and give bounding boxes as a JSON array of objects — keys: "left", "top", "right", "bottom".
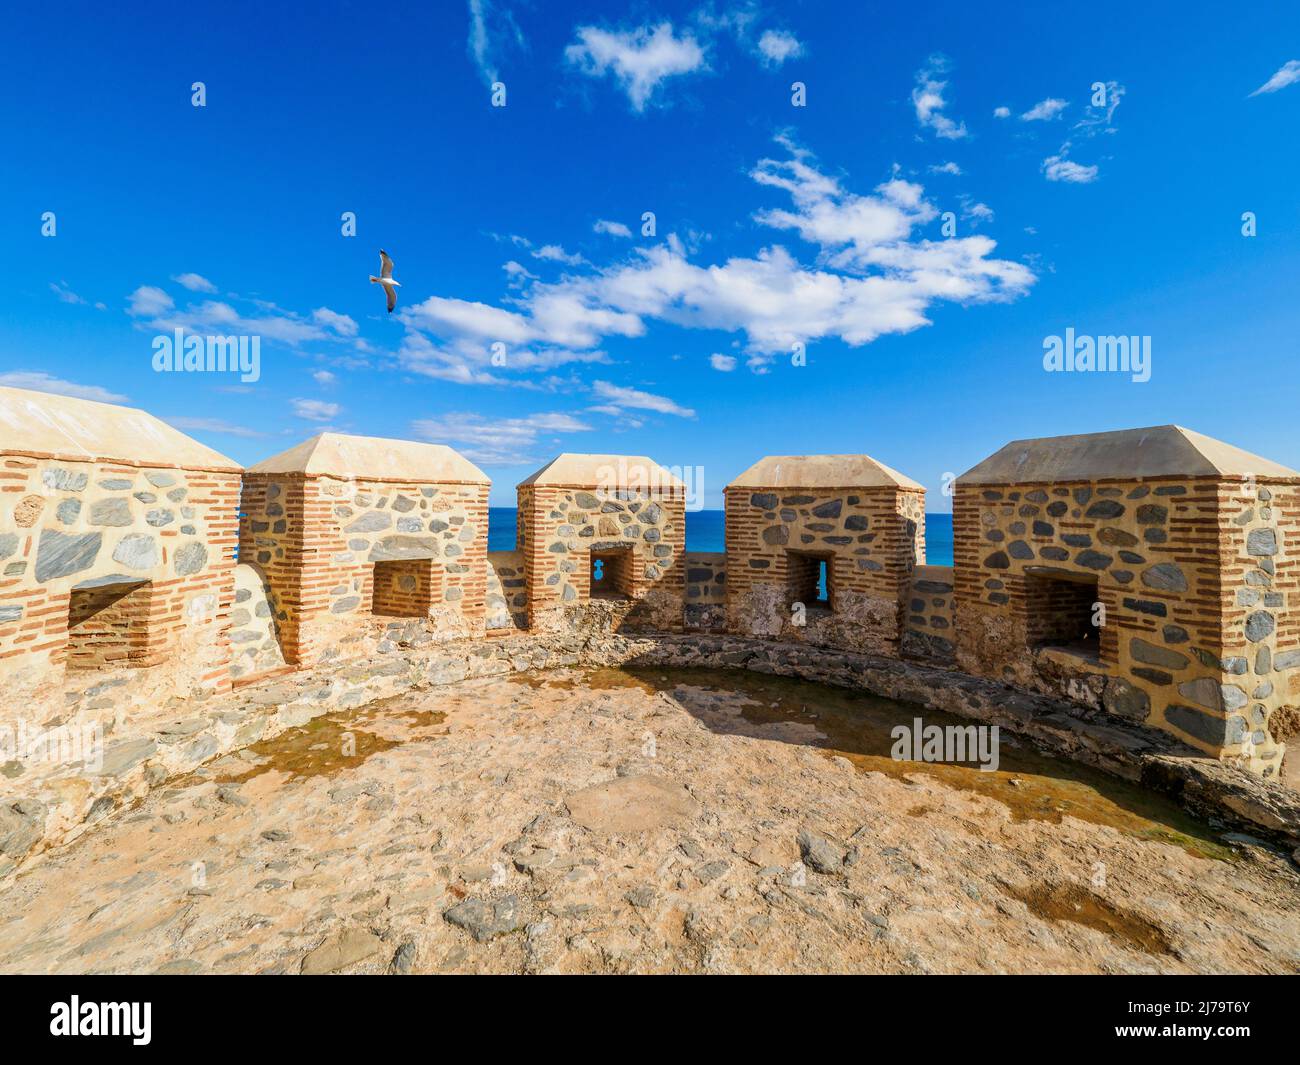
[
  {"left": 49, "top": 280, "right": 95, "bottom": 306},
  {"left": 928, "top": 161, "right": 962, "bottom": 175},
  {"left": 312, "top": 306, "right": 359, "bottom": 336},
  {"left": 165, "top": 416, "right": 265, "bottom": 438},
  {"left": 594, "top": 219, "right": 633, "bottom": 238},
  {"left": 128, "top": 285, "right": 344, "bottom": 347},
  {"left": 709, "top": 353, "right": 737, "bottom": 371},
  {"left": 402, "top": 138, "right": 1033, "bottom": 377},
  {"left": 912, "top": 55, "right": 968, "bottom": 140},
  {"left": 127, "top": 285, "right": 174, "bottom": 317},
  {"left": 756, "top": 29, "right": 804, "bottom": 67},
  {"left": 592, "top": 380, "right": 695, "bottom": 417},
  {"left": 1250, "top": 60, "right": 1300, "bottom": 96},
  {"left": 467, "top": 0, "right": 525, "bottom": 85},
  {"left": 172, "top": 272, "right": 217, "bottom": 293},
  {"left": 1043, "top": 155, "right": 1098, "bottom": 183},
  {"left": 291, "top": 398, "right": 341, "bottom": 421},
  {"left": 1073, "top": 82, "right": 1125, "bottom": 137},
  {"left": 312, "top": 370, "right": 337, "bottom": 386},
  {"left": 993, "top": 106, "right": 1011, "bottom": 118},
  {"left": 565, "top": 22, "right": 706, "bottom": 111},
  {"left": 0, "top": 371, "right": 127, "bottom": 404},
  {"left": 1039, "top": 85, "right": 1123, "bottom": 184},
  {"left": 532, "top": 244, "right": 586, "bottom": 266},
  {"left": 1020, "top": 97, "right": 1068, "bottom": 121},
  {"left": 412, "top": 410, "right": 592, "bottom": 465},
  {"left": 962, "top": 200, "right": 995, "bottom": 223}
]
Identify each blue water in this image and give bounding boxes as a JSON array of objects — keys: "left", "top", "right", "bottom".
[{"left": 488, "top": 509, "right": 955, "bottom": 566}]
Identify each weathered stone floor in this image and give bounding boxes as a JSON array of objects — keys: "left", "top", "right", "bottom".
[{"left": 1, "top": 666, "right": 1298, "bottom": 975}]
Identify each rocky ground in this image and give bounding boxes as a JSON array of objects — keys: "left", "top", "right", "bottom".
[{"left": 1, "top": 665, "right": 1298, "bottom": 975}]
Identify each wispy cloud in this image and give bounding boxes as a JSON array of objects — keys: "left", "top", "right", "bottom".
[
  {"left": 127, "top": 281, "right": 358, "bottom": 348},
  {"left": 993, "top": 106, "right": 1011, "bottom": 119},
  {"left": 467, "top": 0, "right": 526, "bottom": 85},
  {"left": 594, "top": 219, "right": 632, "bottom": 238},
  {"left": 756, "top": 29, "right": 804, "bottom": 67},
  {"left": 164, "top": 415, "right": 266, "bottom": 438},
  {"left": 1021, "top": 97, "right": 1068, "bottom": 121},
  {"left": 565, "top": 22, "right": 707, "bottom": 111},
  {"left": 412, "top": 410, "right": 592, "bottom": 465},
  {"left": 0, "top": 371, "right": 127, "bottom": 404},
  {"left": 1249, "top": 59, "right": 1300, "bottom": 97},
  {"left": 928, "top": 161, "right": 962, "bottom": 176},
  {"left": 49, "top": 280, "right": 105, "bottom": 309},
  {"left": 127, "top": 285, "right": 174, "bottom": 317},
  {"left": 312, "top": 307, "right": 358, "bottom": 336},
  {"left": 1043, "top": 155, "right": 1098, "bottom": 184},
  {"left": 291, "top": 398, "right": 341, "bottom": 421},
  {"left": 709, "top": 353, "right": 737, "bottom": 371},
  {"left": 592, "top": 380, "right": 695, "bottom": 417},
  {"left": 172, "top": 272, "right": 217, "bottom": 293},
  {"left": 912, "top": 55, "right": 968, "bottom": 140},
  {"left": 1040, "top": 82, "right": 1123, "bottom": 184},
  {"left": 532, "top": 244, "right": 586, "bottom": 267}
]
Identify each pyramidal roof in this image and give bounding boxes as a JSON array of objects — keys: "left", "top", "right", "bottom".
[
  {"left": 0, "top": 386, "right": 240, "bottom": 471},
  {"left": 728, "top": 454, "right": 924, "bottom": 491},
  {"left": 250, "top": 432, "right": 489, "bottom": 483},
  {"left": 959, "top": 425, "right": 1300, "bottom": 485},
  {"left": 519, "top": 453, "right": 685, "bottom": 490}
]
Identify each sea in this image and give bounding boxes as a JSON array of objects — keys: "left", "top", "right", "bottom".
[{"left": 488, "top": 509, "right": 956, "bottom": 566}]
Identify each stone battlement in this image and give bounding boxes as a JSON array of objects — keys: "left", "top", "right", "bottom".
[{"left": 1, "top": 387, "right": 1297, "bottom": 817}]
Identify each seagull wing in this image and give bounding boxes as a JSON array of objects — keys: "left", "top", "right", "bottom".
[
  {"left": 386, "top": 284, "right": 397, "bottom": 313},
  {"left": 379, "top": 250, "right": 394, "bottom": 279}
]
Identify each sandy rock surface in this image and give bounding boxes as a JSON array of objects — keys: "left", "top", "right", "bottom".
[{"left": 1, "top": 666, "right": 1298, "bottom": 975}]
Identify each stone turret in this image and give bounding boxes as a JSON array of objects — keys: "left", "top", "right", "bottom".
[
  {"left": 724, "top": 453, "right": 925, "bottom": 655},
  {"left": 0, "top": 385, "right": 241, "bottom": 717},
  {"left": 241, "top": 432, "right": 489, "bottom": 667},
  {"left": 517, "top": 453, "right": 686, "bottom": 633},
  {"left": 954, "top": 424, "right": 1300, "bottom": 775}
]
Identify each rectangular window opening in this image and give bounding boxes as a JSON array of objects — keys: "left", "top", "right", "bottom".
[
  {"left": 371, "top": 558, "right": 438, "bottom": 618},
  {"left": 591, "top": 546, "right": 634, "bottom": 600},
  {"left": 66, "top": 579, "right": 154, "bottom": 671},
  {"left": 787, "top": 550, "right": 834, "bottom": 614},
  {"left": 1024, "top": 570, "right": 1100, "bottom": 661}
]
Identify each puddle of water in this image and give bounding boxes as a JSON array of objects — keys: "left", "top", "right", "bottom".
[
  {"left": 1007, "top": 882, "right": 1173, "bottom": 955},
  {"left": 608, "top": 666, "right": 1235, "bottom": 862},
  {"left": 507, "top": 667, "right": 655, "bottom": 693},
  {"left": 208, "top": 698, "right": 447, "bottom": 784}
]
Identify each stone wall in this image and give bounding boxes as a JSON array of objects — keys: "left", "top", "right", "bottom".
[
  {"left": 953, "top": 475, "right": 1298, "bottom": 777},
  {"left": 518, "top": 484, "right": 685, "bottom": 634},
  {"left": 0, "top": 454, "right": 239, "bottom": 725},
  {"left": 903, "top": 564, "right": 955, "bottom": 661},
  {"left": 486, "top": 550, "right": 528, "bottom": 631},
  {"left": 227, "top": 562, "right": 286, "bottom": 681},
  {"left": 683, "top": 551, "right": 726, "bottom": 631},
  {"left": 239, "top": 472, "right": 488, "bottom": 668},
  {"left": 724, "top": 485, "right": 924, "bottom": 655},
  {"left": 5, "top": 629, "right": 1299, "bottom": 883}
]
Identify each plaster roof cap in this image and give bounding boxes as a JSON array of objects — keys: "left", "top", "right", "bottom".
[
  {"left": 249, "top": 432, "right": 489, "bottom": 483},
  {"left": 958, "top": 425, "right": 1300, "bottom": 485},
  {"left": 728, "top": 454, "right": 925, "bottom": 491},
  {"left": 0, "top": 385, "right": 240, "bottom": 471},
  {"left": 518, "top": 453, "right": 686, "bottom": 490}
]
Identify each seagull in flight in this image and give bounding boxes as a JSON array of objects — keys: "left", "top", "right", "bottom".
[{"left": 369, "top": 249, "right": 401, "bottom": 313}]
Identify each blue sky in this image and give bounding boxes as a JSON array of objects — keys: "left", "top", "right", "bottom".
[{"left": 3, "top": 1, "right": 1299, "bottom": 507}]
